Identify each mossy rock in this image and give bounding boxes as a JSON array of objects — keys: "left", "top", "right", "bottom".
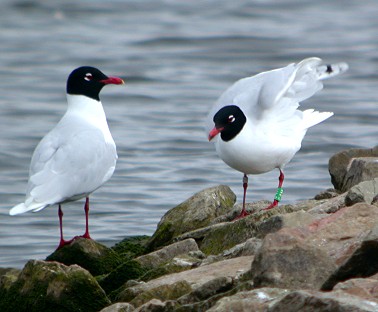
[
  {"left": 46, "top": 238, "right": 122, "bottom": 276},
  {"left": 200, "top": 219, "right": 260, "bottom": 255},
  {"left": 0, "top": 268, "right": 21, "bottom": 307},
  {"left": 129, "top": 280, "right": 192, "bottom": 308},
  {"left": 98, "top": 260, "right": 149, "bottom": 295},
  {"left": 111, "top": 235, "right": 150, "bottom": 260},
  {"left": 0, "top": 260, "right": 110, "bottom": 312},
  {"left": 186, "top": 204, "right": 303, "bottom": 255},
  {"left": 147, "top": 185, "right": 236, "bottom": 251},
  {"left": 141, "top": 255, "right": 198, "bottom": 282},
  {"left": 0, "top": 268, "right": 21, "bottom": 291}
]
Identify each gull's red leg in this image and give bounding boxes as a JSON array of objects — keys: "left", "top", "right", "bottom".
[
  {"left": 57, "top": 205, "right": 73, "bottom": 249},
  {"left": 264, "top": 169, "right": 284, "bottom": 210},
  {"left": 233, "top": 174, "right": 250, "bottom": 220},
  {"left": 81, "top": 197, "right": 91, "bottom": 239}
]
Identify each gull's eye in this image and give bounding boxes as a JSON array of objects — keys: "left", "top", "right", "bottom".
[
  {"left": 228, "top": 115, "right": 235, "bottom": 123},
  {"left": 84, "top": 73, "right": 93, "bottom": 81}
]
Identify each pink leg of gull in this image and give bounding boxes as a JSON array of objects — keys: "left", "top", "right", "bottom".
[
  {"left": 263, "top": 169, "right": 284, "bottom": 210},
  {"left": 80, "top": 197, "right": 91, "bottom": 239},
  {"left": 57, "top": 205, "right": 74, "bottom": 249},
  {"left": 56, "top": 197, "right": 92, "bottom": 250},
  {"left": 233, "top": 174, "right": 250, "bottom": 220}
]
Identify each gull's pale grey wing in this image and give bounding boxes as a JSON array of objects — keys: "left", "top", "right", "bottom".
[
  {"left": 27, "top": 122, "right": 117, "bottom": 206},
  {"left": 206, "top": 60, "right": 298, "bottom": 133}
]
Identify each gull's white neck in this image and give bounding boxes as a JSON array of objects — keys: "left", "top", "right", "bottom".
[
  {"left": 65, "top": 94, "right": 115, "bottom": 145},
  {"left": 66, "top": 94, "right": 107, "bottom": 124}
]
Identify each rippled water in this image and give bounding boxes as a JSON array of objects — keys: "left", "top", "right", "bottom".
[{"left": 0, "top": 0, "right": 377, "bottom": 268}]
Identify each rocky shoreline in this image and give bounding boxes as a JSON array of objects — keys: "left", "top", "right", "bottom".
[{"left": 1, "top": 146, "right": 377, "bottom": 312}]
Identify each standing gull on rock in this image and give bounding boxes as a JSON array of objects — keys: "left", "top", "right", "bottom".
[
  {"left": 207, "top": 57, "right": 348, "bottom": 219},
  {"left": 10, "top": 66, "right": 124, "bottom": 248}
]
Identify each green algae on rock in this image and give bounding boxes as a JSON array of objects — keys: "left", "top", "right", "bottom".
[
  {"left": 147, "top": 185, "right": 236, "bottom": 251},
  {"left": 111, "top": 235, "right": 150, "bottom": 260},
  {"left": 0, "top": 260, "right": 110, "bottom": 312},
  {"left": 98, "top": 259, "right": 148, "bottom": 296},
  {"left": 46, "top": 237, "right": 122, "bottom": 276}
]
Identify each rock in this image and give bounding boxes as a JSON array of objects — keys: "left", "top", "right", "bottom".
[
  {"left": 0, "top": 268, "right": 21, "bottom": 307},
  {"left": 177, "top": 207, "right": 318, "bottom": 256},
  {"left": 214, "top": 199, "right": 325, "bottom": 223},
  {"left": 98, "top": 260, "right": 148, "bottom": 295},
  {"left": 193, "top": 220, "right": 259, "bottom": 256},
  {"left": 216, "top": 241, "right": 249, "bottom": 259},
  {"left": 116, "top": 256, "right": 253, "bottom": 306},
  {"left": 136, "top": 239, "right": 199, "bottom": 269},
  {"left": 308, "top": 203, "right": 378, "bottom": 263},
  {"left": 219, "top": 237, "right": 262, "bottom": 259},
  {"left": 308, "top": 193, "right": 346, "bottom": 214},
  {"left": 122, "top": 239, "right": 202, "bottom": 285},
  {"left": 177, "top": 276, "right": 234, "bottom": 305},
  {"left": 345, "top": 178, "right": 378, "bottom": 206},
  {"left": 252, "top": 203, "right": 378, "bottom": 291},
  {"left": 307, "top": 203, "right": 378, "bottom": 291},
  {"left": 373, "top": 195, "right": 378, "bottom": 205},
  {"left": 112, "top": 236, "right": 150, "bottom": 260},
  {"left": 0, "top": 268, "right": 20, "bottom": 293},
  {"left": 216, "top": 201, "right": 274, "bottom": 222},
  {"left": 130, "top": 281, "right": 191, "bottom": 308},
  {"left": 268, "top": 289, "right": 378, "bottom": 312},
  {"left": 329, "top": 146, "right": 378, "bottom": 192},
  {"left": 175, "top": 281, "right": 255, "bottom": 311},
  {"left": 0, "top": 260, "right": 110, "bottom": 312},
  {"left": 46, "top": 237, "right": 122, "bottom": 276},
  {"left": 314, "top": 188, "right": 341, "bottom": 200},
  {"left": 344, "top": 157, "right": 378, "bottom": 191},
  {"left": 250, "top": 227, "right": 337, "bottom": 289},
  {"left": 140, "top": 254, "right": 203, "bottom": 283},
  {"left": 206, "top": 287, "right": 290, "bottom": 312},
  {"left": 100, "top": 302, "right": 135, "bottom": 312},
  {"left": 147, "top": 185, "right": 236, "bottom": 251},
  {"left": 333, "top": 277, "right": 378, "bottom": 302},
  {"left": 241, "top": 238, "right": 263, "bottom": 256},
  {"left": 257, "top": 210, "right": 318, "bottom": 237},
  {"left": 0, "top": 267, "right": 20, "bottom": 278},
  {"left": 134, "top": 299, "right": 178, "bottom": 312},
  {"left": 321, "top": 223, "right": 378, "bottom": 290}
]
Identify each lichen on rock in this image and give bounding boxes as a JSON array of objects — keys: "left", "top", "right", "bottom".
[{"left": 0, "top": 260, "right": 110, "bottom": 312}]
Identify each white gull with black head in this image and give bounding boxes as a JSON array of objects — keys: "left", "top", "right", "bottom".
[
  {"left": 10, "top": 66, "right": 124, "bottom": 247},
  {"left": 207, "top": 57, "right": 348, "bottom": 218}
]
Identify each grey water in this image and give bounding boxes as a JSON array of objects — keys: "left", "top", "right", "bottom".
[{"left": 0, "top": 0, "right": 377, "bottom": 268}]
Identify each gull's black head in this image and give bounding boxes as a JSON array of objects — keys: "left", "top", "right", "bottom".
[
  {"left": 66, "top": 66, "right": 124, "bottom": 101},
  {"left": 209, "top": 105, "right": 246, "bottom": 142}
]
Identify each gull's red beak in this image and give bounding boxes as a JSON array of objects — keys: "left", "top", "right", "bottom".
[
  {"left": 100, "top": 76, "right": 125, "bottom": 85},
  {"left": 208, "top": 126, "right": 224, "bottom": 141}
]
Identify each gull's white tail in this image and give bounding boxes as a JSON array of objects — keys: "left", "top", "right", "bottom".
[
  {"left": 282, "top": 57, "right": 349, "bottom": 104},
  {"left": 302, "top": 109, "right": 334, "bottom": 130}
]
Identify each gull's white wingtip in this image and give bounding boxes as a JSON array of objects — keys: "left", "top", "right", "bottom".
[
  {"left": 317, "top": 62, "right": 349, "bottom": 80},
  {"left": 10, "top": 201, "right": 47, "bottom": 215},
  {"left": 9, "top": 203, "right": 28, "bottom": 216}
]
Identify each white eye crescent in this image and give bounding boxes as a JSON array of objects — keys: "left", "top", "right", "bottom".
[
  {"left": 84, "top": 73, "right": 93, "bottom": 81},
  {"left": 228, "top": 115, "right": 235, "bottom": 123}
]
